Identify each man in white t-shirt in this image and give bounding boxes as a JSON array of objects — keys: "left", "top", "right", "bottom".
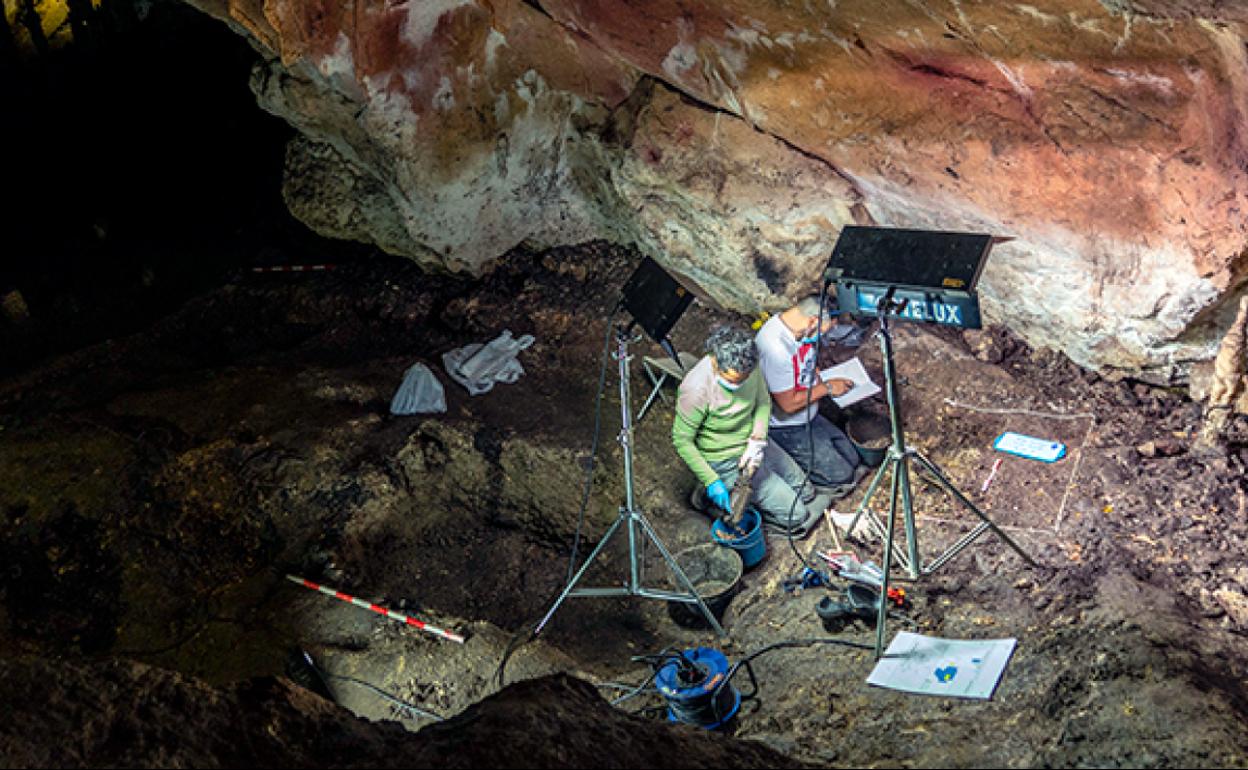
[{"left": 755, "top": 294, "right": 863, "bottom": 494}]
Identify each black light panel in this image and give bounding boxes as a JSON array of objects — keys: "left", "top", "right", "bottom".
[
  {"left": 620, "top": 256, "right": 695, "bottom": 343},
  {"left": 828, "top": 226, "right": 992, "bottom": 293},
  {"left": 826, "top": 226, "right": 995, "bottom": 330}
]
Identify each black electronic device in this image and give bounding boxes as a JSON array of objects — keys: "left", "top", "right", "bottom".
[
  {"left": 824, "top": 226, "right": 993, "bottom": 330},
  {"left": 620, "top": 256, "right": 696, "bottom": 343}
]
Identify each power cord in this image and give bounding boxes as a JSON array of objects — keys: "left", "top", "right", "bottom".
[
  {"left": 302, "top": 650, "right": 445, "bottom": 722},
  {"left": 616, "top": 637, "right": 875, "bottom": 723},
  {"left": 780, "top": 279, "right": 836, "bottom": 573},
  {"left": 728, "top": 636, "right": 874, "bottom": 667},
  {"left": 494, "top": 301, "right": 620, "bottom": 690},
  {"left": 565, "top": 301, "right": 620, "bottom": 584}
]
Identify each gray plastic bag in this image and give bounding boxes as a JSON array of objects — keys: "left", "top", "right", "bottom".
[{"left": 390, "top": 363, "right": 447, "bottom": 415}]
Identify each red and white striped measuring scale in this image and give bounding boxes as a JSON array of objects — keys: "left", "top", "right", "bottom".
[
  {"left": 250, "top": 264, "right": 337, "bottom": 273},
  {"left": 286, "top": 574, "right": 465, "bottom": 644}
]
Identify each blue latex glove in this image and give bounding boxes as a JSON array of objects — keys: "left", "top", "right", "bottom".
[{"left": 706, "top": 479, "right": 731, "bottom": 512}]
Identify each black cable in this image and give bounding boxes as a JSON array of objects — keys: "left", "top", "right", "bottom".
[
  {"left": 565, "top": 302, "right": 620, "bottom": 583},
  {"left": 732, "top": 636, "right": 874, "bottom": 667},
  {"left": 303, "top": 651, "right": 445, "bottom": 722},
  {"left": 667, "top": 679, "right": 740, "bottom": 728},
  {"left": 494, "top": 301, "right": 620, "bottom": 690},
  {"left": 493, "top": 626, "right": 531, "bottom": 691},
  {"left": 625, "top": 637, "right": 875, "bottom": 728},
  {"left": 779, "top": 280, "right": 835, "bottom": 573},
  {"left": 631, "top": 647, "right": 697, "bottom": 674},
  {"left": 607, "top": 669, "right": 660, "bottom": 706},
  {"left": 628, "top": 648, "right": 719, "bottom": 724},
  {"left": 708, "top": 636, "right": 875, "bottom": 727}
]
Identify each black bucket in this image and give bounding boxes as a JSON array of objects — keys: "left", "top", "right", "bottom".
[
  {"left": 847, "top": 412, "right": 891, "bottom": 468},
  {"left": 666, "top": 543, "right": 744, "bottom": 629}
]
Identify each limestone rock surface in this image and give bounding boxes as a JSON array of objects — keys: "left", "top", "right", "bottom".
[{"left": 187, "top": 0, "right": 1248, "bottom": 379}]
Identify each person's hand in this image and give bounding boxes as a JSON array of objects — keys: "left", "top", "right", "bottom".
[
  {"left": 739, "top": 437, "right": 767, "bottom": 470},
  {"left": 825, "top": 377, "right": 854, "bottom": 397},
  {"left": 706, "top": 479, "right": 731, "bottom": 511}
]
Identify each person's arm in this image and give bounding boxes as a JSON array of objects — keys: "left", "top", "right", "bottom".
[
  {"left": 757, "top": 322, "right": 853, "bottom": 415},
  {"left": 771, "top": 377, "right": 854, "bottom": 414},
  {"left": 672, "top": 389, "right": 719, "bottom": 487},
  {"left": 751, "top": 374, "right": 771, "bottom": 439}
]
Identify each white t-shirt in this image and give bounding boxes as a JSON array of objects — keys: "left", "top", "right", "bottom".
[{"left": 755, "top": 315, "right": 819, "bottom": 427}]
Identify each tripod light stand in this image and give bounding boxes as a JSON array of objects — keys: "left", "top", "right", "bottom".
[
  {"left": 824, "top": 226, "right": 1037, "bottom": 658},
  {"left": 535, "top": 259, "right": 726, "bottom": 638},
  {"left": 845, "top": 289, "right": 1036, "bottom": 657}
]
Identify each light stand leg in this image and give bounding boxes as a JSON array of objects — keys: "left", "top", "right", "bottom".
[
  {"left": 846, "top": 453, "right": 914, "bottom": 575},
  {"left": 535, "top": 327, "right": 725, "bottom": 638},
  {"left": 911, "top": 451, "right": 1037, "bottom": 574},
  {"left": 878, "top": 307, "right": 922, "bottom": 581},
  {"left": 637, "top": 371, "right": 666, "bottom": 424},
  {"left": 846, "top": 313, "right": 916, "bottom": 577},
  {"left": 850, "top": 295, "right": 1034, "bottom": 657},
  {"left": 619, "top": 345, "right": 642, "bottom": 593},
  {"left": 875, "top": 455, "right": 902, "bottom": 658},
  {"left": 634, "top": 512, "right": 726, "bottom": 636},
  {"left": 845, "top": 456, "right": 889, "bottom": 537},
  {"left": 898, "top": 458, "right": 920, "bottom": 580},
  {"left": 628, "top": 511, "right": 640, "bottom": 591},
  {"left": 534, "top": 512, "right": 628, "bottom": 635}
]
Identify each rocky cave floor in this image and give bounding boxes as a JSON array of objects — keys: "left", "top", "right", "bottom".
[{"left": 2, "top": 241, "right": 1248, "bottom": 767}]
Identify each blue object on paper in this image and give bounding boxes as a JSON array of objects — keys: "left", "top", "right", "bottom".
[
  {"left": 867, "top": 633, "right": 1017, "bottom": 699},
  {"left": 993, "top": 432, "right": 1066, "bottom": 463}
]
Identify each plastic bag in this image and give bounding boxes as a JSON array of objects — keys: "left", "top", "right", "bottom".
[
  {"left": 390, "top": 363, "right": 447, "bottom": 415},
  {"left": 442, "top": 330, "right": 535, "bottom": 395}
]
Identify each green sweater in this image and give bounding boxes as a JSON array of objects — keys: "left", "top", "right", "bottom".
[{"left": 671, "top": 355, "right": 771, "bottom": 486}]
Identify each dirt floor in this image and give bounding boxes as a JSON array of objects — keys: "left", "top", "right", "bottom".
[{"left": 2, "top": 241, "right": 1248, "bottom": 767}]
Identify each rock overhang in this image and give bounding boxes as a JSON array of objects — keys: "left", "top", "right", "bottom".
[{"left": 183, "top": 0, "right": 1248, "bottom": 381}]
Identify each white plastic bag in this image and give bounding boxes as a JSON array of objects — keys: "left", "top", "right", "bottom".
[
  {"left": 389, "top": 363, "right": 447, "bottom": 415},
  {"left": 442, "top": 330, "right": 535, "bottom": 395}
]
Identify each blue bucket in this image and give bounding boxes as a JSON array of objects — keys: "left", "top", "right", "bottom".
[{"left": 711, "top": 509, "right": 766, "bottom": 569}]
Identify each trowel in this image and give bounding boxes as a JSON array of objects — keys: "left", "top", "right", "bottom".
[{"left": 719, "top": 462, "right": 758, "bottom": 534}]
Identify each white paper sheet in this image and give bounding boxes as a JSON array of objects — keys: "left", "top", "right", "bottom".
[
  {"left": 866, "top": 632, "right": 1017, "bottom": 699},
  {"left": 819, "top": 357, "right": 881, "bottom": 408}
]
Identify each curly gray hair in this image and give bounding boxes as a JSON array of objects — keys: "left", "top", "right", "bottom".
[{"left": 704, "top": 325, "right": 757, "bottom": 374}]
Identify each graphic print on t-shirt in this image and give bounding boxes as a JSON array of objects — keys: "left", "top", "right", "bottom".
[
  {"left": 793, "top": 341, "right": 817, "bottom": 391},
  {"left": 756, "top": 315, "right": 821, "bottom": 428}
]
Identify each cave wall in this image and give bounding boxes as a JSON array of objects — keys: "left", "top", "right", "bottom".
[{"left": 184, "top": 0, "right": 1248, "bottom": 380}]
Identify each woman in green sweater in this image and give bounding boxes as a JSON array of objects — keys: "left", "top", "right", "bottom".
[{"left": 672, "top": 326, "right": 818, "bottom": 535}]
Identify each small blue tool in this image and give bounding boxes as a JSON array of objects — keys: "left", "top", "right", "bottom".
[{"left": 992, "top": 431, "right": 1066, "bottom": 463}]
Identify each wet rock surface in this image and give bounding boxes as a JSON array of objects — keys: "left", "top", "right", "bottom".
[{"left": 1, "top": 242, "right": 1247, "bottom": 766}]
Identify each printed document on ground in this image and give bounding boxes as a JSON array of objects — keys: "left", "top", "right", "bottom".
[
  {"left": 866, "top": 632, "right": 1017, "bottom": 699},
  {"left": 819, "top": 357, "right": 881, "bottom": 408}
]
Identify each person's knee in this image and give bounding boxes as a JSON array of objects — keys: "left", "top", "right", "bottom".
[
  {"left": 815, "top": 448, "right": 856, "bottom": 486},
  {"left": 825, "top": 424, "right": 861, "bottom": 467},
  {"left": 832, "top": 437, "right": 861, "bottom": 468},
  {"left": 839, "top": 444, "right": 861, "bottom": 469},
  {"left": 753, "top": 483, "right": 805, "bottom": 525}
]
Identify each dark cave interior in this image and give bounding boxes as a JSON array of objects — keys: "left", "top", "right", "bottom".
[{"left": 0, "top": 0, "right": 357, "bottom": 374}]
